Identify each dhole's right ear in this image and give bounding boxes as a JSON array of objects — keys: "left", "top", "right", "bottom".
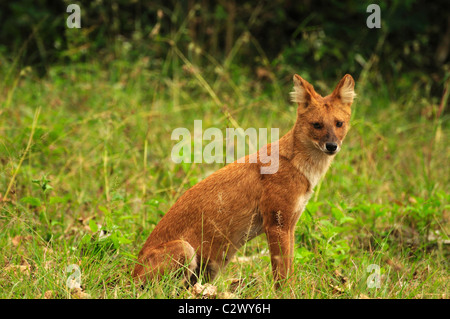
[{"left": 290, "top": 74, "right": 316, "bottom": 107}]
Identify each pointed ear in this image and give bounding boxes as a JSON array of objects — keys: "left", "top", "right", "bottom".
[
  {"left": 333, "top": 74, "right": 356, "bottom": 105},
  {"left": 290, "top": 74, "right": 317, "bottom": 106}
]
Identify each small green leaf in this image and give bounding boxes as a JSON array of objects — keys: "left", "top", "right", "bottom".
[
  {"left": 295, "top": 247, "right": 314, "bottom": 263},
  {"left": 121, "top": 252, "right": 137, "bottom": 260},
  {"left": 51, "top": 220, "right": 63, "bottom": 226},
  {"left": 89, "top": 220, "right": 98, "bottom": 233},
  {"left": 49, "top": 196, "right": 68, "bottom": 205},
  {"left": 112, "top": 192, "right": 124, "bottom": 202},
  {"left": 306, "top": 201, "right": 322, "bottom": 214},
  {"left": 21, "top": 196, "right": 41, "bottom": 207},
  {"left": 118, "top": 215, "right": 138, "bottom": 221},
  {"left": 98, "top": 206, "right": 109, "bottom": 214},
  {"left": 43, "top": 184, "right": 53, "bottom": 192},
  {"left": 147, "top": 198, "right": 160, "bottom": 207},
  {"left": 117, "top": 236, "right": 132, "bottom": 245},
  {"left": 339, "top": 216, "right": 355, "bottom": 224}
]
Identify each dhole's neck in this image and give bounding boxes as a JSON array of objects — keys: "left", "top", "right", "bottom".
[{"left": 278, "top": 129, "right": 333, "bottom": 190}]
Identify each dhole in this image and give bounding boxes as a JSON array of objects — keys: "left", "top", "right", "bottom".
[{"left": 133, "top": 74, "right": 356, "bottom": 287}]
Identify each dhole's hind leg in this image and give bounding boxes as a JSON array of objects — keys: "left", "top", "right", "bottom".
[
  {"left": 194, "top": 260, "right": 220, "bottom": 283},
  {"left": 132, "top": 240, "right": 197, "bottom": 285}
]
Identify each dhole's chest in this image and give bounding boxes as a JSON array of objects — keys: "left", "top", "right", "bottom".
[{"left": 293, "top": 190, "right": 314, "bottom": 222}]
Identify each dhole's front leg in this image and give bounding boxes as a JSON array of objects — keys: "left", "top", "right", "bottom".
[{"left": 264, "top": 211, "right": 296, "bottom": 287}]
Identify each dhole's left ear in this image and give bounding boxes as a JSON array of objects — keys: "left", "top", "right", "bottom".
[{"left": 333, "top": 74, "right": 356, "bottom": 105}]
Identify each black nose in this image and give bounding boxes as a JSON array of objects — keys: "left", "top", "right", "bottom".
[{"left": 325, "top": 142, "right": 338, "bottom": 152}]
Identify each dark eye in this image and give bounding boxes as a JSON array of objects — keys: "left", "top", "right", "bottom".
[
  {"left": 336, "top": 121, "right": 343, "bottom": 128},
  {"left": 313, "top": 123, "right": 322, "bottom": 129}
]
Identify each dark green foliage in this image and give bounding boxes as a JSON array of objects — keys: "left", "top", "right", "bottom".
[{"left": 0, "top": 1, "right": 448, "bottom": 96}]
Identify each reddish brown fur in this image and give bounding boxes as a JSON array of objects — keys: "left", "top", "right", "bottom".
[{"left": 133, "top": 74, "right": 355, "bottom": 287}]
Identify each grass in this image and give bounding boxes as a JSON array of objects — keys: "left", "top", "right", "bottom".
[{"left": 0, "top": 47, "right": 448, "bottom": 299}]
